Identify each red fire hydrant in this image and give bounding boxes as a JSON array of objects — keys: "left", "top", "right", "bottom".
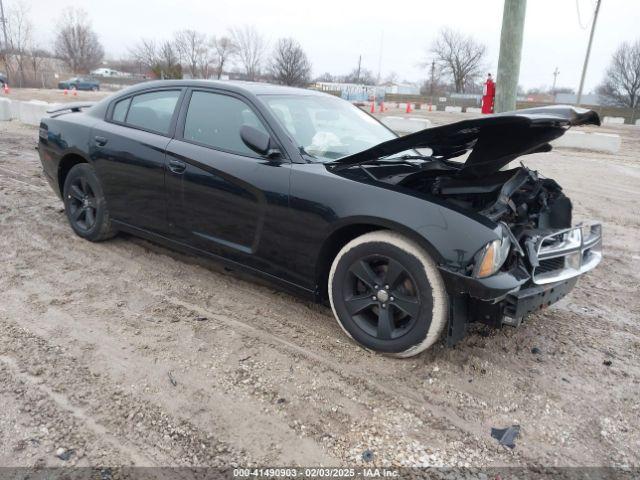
[{"left": 481, "top": 73, "right": 495, "bottom": 114}]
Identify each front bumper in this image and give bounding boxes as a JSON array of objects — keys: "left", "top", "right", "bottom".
[
  {"left": 503, "top": 277, "right": 578, "bottom": 319},
  {"left": 440, "top": 223, "right": 602, "bottom": 344}
]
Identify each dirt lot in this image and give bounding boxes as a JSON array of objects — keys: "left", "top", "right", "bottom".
[
  {"left": 2, "top": 87, "right": 110, "bottom": 104},
  {"left": 0, "top": 112, "right": 639, "bottom": 470}
]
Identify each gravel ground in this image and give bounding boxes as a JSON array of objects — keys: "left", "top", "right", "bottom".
[
  {"left": 0, "top": 112, "right": 639, "bottom": 470},
  {"left": 2, "top": 87, "right": 110, "bottom": 104}
]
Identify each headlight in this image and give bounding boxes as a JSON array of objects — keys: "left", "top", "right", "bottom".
[{"left": 473, "top": 231, "right": 511, "bottom": 278}]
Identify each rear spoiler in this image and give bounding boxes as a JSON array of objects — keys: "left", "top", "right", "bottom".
[{"left": 46, "top": 102, "right": 96, "bottom": 114}]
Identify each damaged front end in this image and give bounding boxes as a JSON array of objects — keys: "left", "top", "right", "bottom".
[{"left": 328, "top": 106, "right": 603, "bottom": 343}]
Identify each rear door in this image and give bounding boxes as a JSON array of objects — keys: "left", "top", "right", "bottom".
[
  {"left": 164, "top": 88, "right": 291, "bottom": 272},
  {"left": 90, "top": 88, "right": 184, "bottom": 234}
]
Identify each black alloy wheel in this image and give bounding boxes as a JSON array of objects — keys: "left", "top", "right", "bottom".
[
  {"left": 344, "top": 254, "right": 421, "bottom": 341},
  {"left": 67, "top": 176, "right": 97, "bottom": 232},
  {"left": 62, "top": 163, "right": 116, "bottom": 242},
  {"left": 329, "top": 231, "right": 448, "bottom": 357}
]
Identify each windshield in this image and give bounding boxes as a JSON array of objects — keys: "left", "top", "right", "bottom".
[{"left": 260, "top": 94, "right": 398, "bottom": 162}]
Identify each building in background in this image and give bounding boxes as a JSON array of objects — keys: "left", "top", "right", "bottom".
[
  {"left": 554, "top": 93, "right": 604, "bottom": 106},
  {"left": 380, "top": 82, "right": 420, "bottom": 95}
]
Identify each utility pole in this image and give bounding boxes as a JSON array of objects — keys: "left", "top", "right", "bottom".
[
  {"left": 356, "top": 55, "right": 362, "bottom": 84},
  {"left": 495, "top": 0, "right": 527, "bottom": 113},
  {"left": 429, "top": 60, "right": 435, "bottom": 96},
  {"left": 552, "top": 67, "right": 560, "bottom": 94},
  {"left": 0, "top": 0, "right": 9, "bottom": 52},
  {"left": 376, "top": 31, "right": 383, "bottom": 85},
  {"left": 576, "top": 0, "right": 602, "bottom": 106}
]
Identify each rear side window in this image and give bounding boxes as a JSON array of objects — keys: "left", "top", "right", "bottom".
[
  {"left": 112, "top": 97, "right": 131, "bottom": 123},
  {"left": 183, "top": 91, "right": 268, "bottom": 156},
  {"left": 124, "top": 90, "right": 181, "bottom": 135}
]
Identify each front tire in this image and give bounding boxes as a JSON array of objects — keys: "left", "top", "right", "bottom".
[
  {"left": 328, "top": 231, "right": 448, "bottom": 357},
  {"left": 62, "top": 163, "right": 116, "bottom": 242}
]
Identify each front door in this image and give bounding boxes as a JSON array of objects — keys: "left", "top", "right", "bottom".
[{"left": 165, "top": 89, "right": 291, "bottom": 273}]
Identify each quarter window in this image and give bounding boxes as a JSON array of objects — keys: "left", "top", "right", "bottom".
[
  {"left": 124, "top": 90, "right": 181, "bottom": 135},
  {"left": 183, "top": 91, "right": 268, "bottom": 156},
  {"left": 112, "top": 97, "right": 131, "bottom": 123}
]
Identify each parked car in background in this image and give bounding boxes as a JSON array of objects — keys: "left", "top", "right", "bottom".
[
  {"left": 0, "top": 73, "right": 7, "bottom": 87},
  {"left": 57, "top": 77, "right": 100, "bottom": 91},
  {"left": 37, "top": 80, "right": 602, "bottom": 357},
  {"left": 90, "top": 68, "right": 127, "bottom": 78}
]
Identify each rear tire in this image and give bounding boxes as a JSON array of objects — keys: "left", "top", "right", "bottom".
[
  {"left": 62, "top": 163, "right": 116, "bottom": 242},
  {"left": 328, "top": 231, "right": 448, "bottom": 357}
]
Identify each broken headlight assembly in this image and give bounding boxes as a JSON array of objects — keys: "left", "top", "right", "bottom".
[{"left": 473, "top": 226, "right": 512, "bottom": 278}]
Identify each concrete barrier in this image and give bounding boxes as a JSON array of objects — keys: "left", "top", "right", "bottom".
[
  {"left": 444, "top": 106, "right": 462, "bottom": 113},
  {"left": 0, "top": 97, "right": 11, "bottom": 121},
  {"left": 466, "top": 107, "right": 482, "bottom": 113},
  {"left": 381, "top": 116, "right": 432, "bottom": 134},
  {"left": 635, "top": 119, "right": 640, "bottom": 126},
  {"left": 18, "top": 100, "right": 56, "bottom": 126},
  {"left": 551, "top": 130, "right": 620, "bottom": 154},
  {"left": 10, "top": 99, "right": 20, "bottom": 119},
  {"left": 603, "top": 116, "right": 625, "bottom": 125}
]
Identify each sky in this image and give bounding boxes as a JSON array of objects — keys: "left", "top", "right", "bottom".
[{"left": 17, "top": 0, "right": 640, "bottom": 92}]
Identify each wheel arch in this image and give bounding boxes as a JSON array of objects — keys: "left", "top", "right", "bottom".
[
  {"left": 314, "top": 217, "right": 444, "bottom": 302},
  {"left": 58, "top": 152, "right": 90, "bottom": 196}
]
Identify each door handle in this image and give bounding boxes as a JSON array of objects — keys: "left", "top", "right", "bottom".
[
  {"left": 168, "top": 158, "right": 186, "bottom": 174},
  {"left": 94, "top": 135, "right": 108, "bottom": 147}
]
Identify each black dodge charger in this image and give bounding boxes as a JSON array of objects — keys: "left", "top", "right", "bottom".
[{"left": 37, "top": 80, "right": 602, "bottom": 357}]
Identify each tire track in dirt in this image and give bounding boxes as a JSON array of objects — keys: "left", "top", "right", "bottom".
[
  {"left": 0, "top": 355, "right": 153, "bottom": 466},
  {"left": 2, "top": 121, "right": 639, "bottom": 467},
  {"left": 2, "top": 168, "right": 634, "bottom": 465}
]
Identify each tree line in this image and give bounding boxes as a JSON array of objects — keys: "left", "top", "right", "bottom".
[
  {"left": 0, "top": 5, "right": 312, "bottom": 87},
  {"left": 0, "top": 1, "right": 638, "bottom": 111}
]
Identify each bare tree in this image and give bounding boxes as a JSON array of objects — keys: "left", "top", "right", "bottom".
[
  {"left": 314, "top": 72, "right": 336, "bottom": 82},
  {"left": 27, "top": 44, "right": 49, "bottom": 87},
  {"left": 429, "top": 28, "right": 486, "bottom": 93},
  {"left": 174, "top": 29, "right": 209, "bottom": 78},
  {"left": 597, "top": 39, "right": 640, "bottom": 115},
  {"left": 2, "top": 1, "right": 32, "bottom": 87},
  {"left": 156, "top": 40, "right": 182, "bottom": 79},
  {"left": 229, "top": 25, "right": 267, "bottom": 81},
  {"left": 54, "top": 8, "right": 104, "bottom": 73},
  {"left": 342, "top": 67, "right": 376, "bottom": 85},
  {"left": 211, "top": 36, "right": 236, "bottom": 79},
  {"left": 268, "top": 38, "right": 311, "bottom": 87},
  {"left": 383, "top": 71, "right": 399, "bottom": 84},
  {"left": 129, "top": 38, "right": 158, "bottom": 71},
  {"left": 129, "top": 38, "right": 182, "bottom": 79}
]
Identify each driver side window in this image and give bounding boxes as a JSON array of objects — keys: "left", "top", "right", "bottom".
[{"left": 183, "top": 91, "right": 269, "bottom": 157}]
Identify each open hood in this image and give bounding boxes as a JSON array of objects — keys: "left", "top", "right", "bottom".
[{"left": 328, "top": 106, "right": 600, "bottom": 177}]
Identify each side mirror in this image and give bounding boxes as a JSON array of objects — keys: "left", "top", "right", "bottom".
[{"left": 240, "top": 125, "right": 280, "bottom": 158}]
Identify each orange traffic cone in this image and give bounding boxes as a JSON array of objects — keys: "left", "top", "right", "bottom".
[
  {"left": 72, "top": 89, "right": 78, "bottom": 97},
  {"left": 428, "top": 103, "right": 432, "bottom": 112},
  {"left": 3, "top": 84, "right": 9, "bottom": 94},
  {"left": 370, "top": 101, "right": 375, "bottom": 113},
  {"left": 379, "top": 101, "right": 385, "bottom": 113},
  {"left": 405, "top": 102, "right": 412, "bottom": 114},
  {"left": 63, "top": 88, "right": 68, "bottom": 96}
]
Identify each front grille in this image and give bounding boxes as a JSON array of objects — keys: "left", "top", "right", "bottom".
[
  {"left": 537, "top": 257, "right": 565, "bottom": 274},
  {"left": 531, "top": 223, "right": 602, "bottom": 285}
]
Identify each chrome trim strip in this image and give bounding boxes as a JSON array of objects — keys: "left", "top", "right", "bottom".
[{"left": 532, "top": 223, "right": 602, "bottom": 285}]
